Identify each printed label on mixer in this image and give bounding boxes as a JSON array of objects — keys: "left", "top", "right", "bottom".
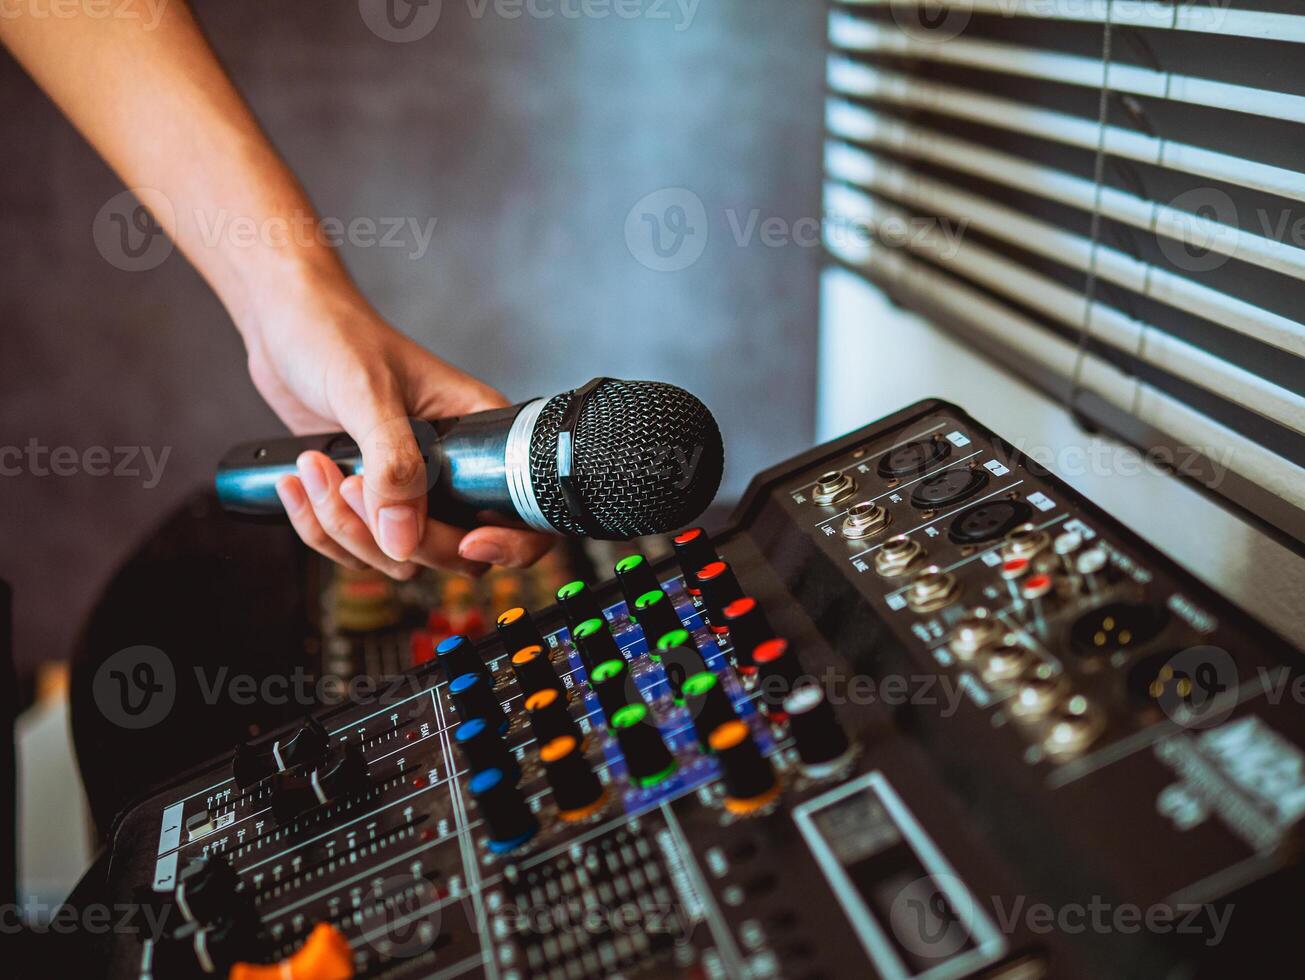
[
  {"left": 1026, "top": 492, "right": 1056, "bottom": 512},
  {"left": 983, "top": 460, "right": 1010, "bottom": 477},
  {"left": 945, "top": 431, "right": 972, "bottom": 447}
]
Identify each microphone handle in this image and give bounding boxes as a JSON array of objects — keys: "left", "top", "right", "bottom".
[{"left": 215, "top": 403, "right": 535, "bottom": 528}]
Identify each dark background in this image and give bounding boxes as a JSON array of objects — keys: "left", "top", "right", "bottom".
[{"left": 0, "top": 0, "right": 825, "bottom": 674}]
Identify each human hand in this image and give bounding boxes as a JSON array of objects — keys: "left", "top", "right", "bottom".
[{"left": 240, "top": 278, "right": 553, "bottom": 579}]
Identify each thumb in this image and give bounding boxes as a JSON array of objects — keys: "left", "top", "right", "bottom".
[{"left": 341, "top": 389, "right": 430, "bottom": 562}]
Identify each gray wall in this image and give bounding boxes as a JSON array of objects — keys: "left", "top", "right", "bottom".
[{"left": 0, "top": 0, "right": 824, "bottom": 671}]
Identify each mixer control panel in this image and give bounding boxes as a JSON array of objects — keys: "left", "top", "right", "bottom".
[{"left": 98, "top": 400, "right": 1305, "bottom": 979}]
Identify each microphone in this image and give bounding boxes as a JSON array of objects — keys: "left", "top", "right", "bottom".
[{"left": 215, "top": 378, "right": 724, "bottom": 540}]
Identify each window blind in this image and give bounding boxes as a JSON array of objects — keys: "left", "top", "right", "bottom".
[{"left": 822, "top": 0, "right": 1305, "bottom": 548}]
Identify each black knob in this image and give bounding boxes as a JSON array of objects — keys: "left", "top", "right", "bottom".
[
  {"left": 449, "top": 671, "right": 507, "bottom": 734},
  {"left": 175, "top": 855, "right": 245, "bottom": 925},
  {"left": 557, "top": 579, "right": 604, "bottom": 632},
  {"left": 455, "top": 717, "right": 520, "bottom": 781},
  {"left": 683, "top": 670, "right": 737, "bottom": 750},
  {"left": 615, "top": 553, "right": 661, "bottom": 611},
  {"left": 469, "top": 767, "right": 538, "bottom": 852},
  {"left": 571, "top": 617, "right": 623, "bottom": 676},
  {"left": 437, "top": 634, "right": 491, "bottom": 686},
  {"left": 659, "top": 643, "right": 707, "bottom": 705},
  {"left": 710, "top": 720, "right": 778, "bottom": 813},
  {"left": 588, "top": 657, "right": 643, "bottom": 726},
  {"left": 496, "top": 606, "right": 547, "bottom": 659},
  {"left": 540, "top": 735, "right": 606, "bottom": 819},
  {"left": 270, "top": 770, "right": 317, "bottom": 823},
  {"left": 510, "top": 644, "right": 564, "bottom": 699},
  {"left": 652, "top": 626, "right": 699, "bottom": 663},
  {"left": 632, "top": 588, "right": 684, "bottom": 646},
  {"left": 525, "top": 687, "right": 582, "bottom": 745},
  {"left": 151, "top": 918, "right": 262, "bottom": 977},
  {"left": 697, "top": 561, "right": 744, "bottom": 634},
  {"left": 784, "top": 683, "right": 851, "bottom": 773},
  {"left": 231, "top": 742, "right": 274, "bottom": 789},
  {"left": 672, "top": 527, "right": 719, "bottom": 595},
  {"left": 611, "top": 702, "right": 676, "bottom": 788},
  {"left": 272, "top": 717, "right": 329, "bottom": 772},
  {"left": 753, "top": 638, "right": 803, "bottom": 718},
  {"left": 312, "top": 742, "right": 369, "bottom": 801},
  {"left": 722, "top": 596, "right": 773, "bottom": 675}
]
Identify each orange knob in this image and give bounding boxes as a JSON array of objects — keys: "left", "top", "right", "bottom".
[{"left": 228, "top": 923, "right": 353, "bottom": 980}]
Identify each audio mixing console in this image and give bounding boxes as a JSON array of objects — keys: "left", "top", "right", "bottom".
[{"left": 94, "top": 399, "right": 1305, "bottom": 979}]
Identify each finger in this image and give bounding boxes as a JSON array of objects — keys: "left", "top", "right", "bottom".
[
  {"left": 297, "top": 452, "right": 418, "bottom": 580},
  {"left": 408, "top": 519, "right": 492, "bottom": 577},
  {"left": 457, "top": 526, "right": 554, "bottom": 569},
  {"left": 335, "top": 380, "right": 429, "bottom": 563},
  {"left": 276, "top": 475, "right": 368, "bottom": 572}
]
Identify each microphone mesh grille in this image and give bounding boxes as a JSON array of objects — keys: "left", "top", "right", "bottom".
[{"left": 529, "top": 380, "right": 724, "bottom": 539}]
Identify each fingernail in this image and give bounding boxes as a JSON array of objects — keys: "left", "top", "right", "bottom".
[
  {"left": 339, "top": 478, "right": 366, "bottom": 520},
  {"left": 459, "top": 540, "right": 506, "bottom": 565},
  {"left": 378, "top": 505, "right": 420, "bottom": 561},
  {"left": 275, "top": 477, "right": 306, "bottom": 513},
  {"left": 297, "top": 456, "right": 329, "bottom": 503}
]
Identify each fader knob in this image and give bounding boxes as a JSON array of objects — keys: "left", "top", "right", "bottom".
[
  {"left": 454, "top": 718, "right": 519, "bottom": 781},
  {"left": 496, "top": 607, "right": 546, "bottom": 660},
  {"left": 572, "top": 617, "right": 623, "bottom": 675},
  {"left": 721, "top": 596, "right": 773, "bottom": 674},
  {"left": 311, "top": 743, "right": 369, "bottom": 802},
  {"left": 632, "top": 589, "right": 684, "bottom": 647},
  {"left": 672, "top": 527, "right": 719, "bottom": 595},
  {"left": 710, "top": 720, "right": 779, "bottom": 814},
  {"left": 436, "top": 634, "right": 490, "bottom": 686},
  {"left": 611, "top": 703, "right": 677, "bottom": 788},
  {"left": 469, "top": 767, "right": 538, "bottom": 852},
  {"left": 449, "top": 672, "right": 507, "bottom": 734},
  {"left": 231, "top": 742, "right": 275, "bottom": 789},
  {"left": 697, "top": 561, "right": 744, "bottom": 634},
  {"left": 783, "top": 683, "right": 851, "bottom": 775},
  {"left": 541, "top": 735, "right": 607, "bottom": 821},
  {"left": 175, "top": 854, "right": 244, "bottom": 926},
  {"left": 272, "top": 718, "right": 329, "bottom": 773},
  {"left": 556, "top": 579, "right": 603, "bottom": 632},
  {"left": 683, "top": 671, "right": 738, "bottom": 750},
  {"left": 510, "top": 644, "right": 564, "bottom": 699},
  {"left": 525, "top": 687, "right": 582, "bottom": 745},
  {"left": 615, "top": 554, "right": 662, "bottom": 611}
]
